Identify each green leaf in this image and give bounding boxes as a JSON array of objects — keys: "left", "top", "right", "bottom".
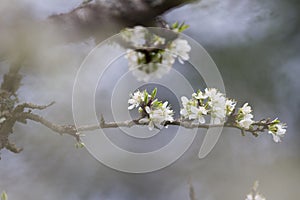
[
  {"left": 179, "top": 24, "right": 189, "bottom": 32},
  {"left": 75, "top": 142, "right": 85, "bottom": 149},
  {"left": 151, "top": 88, "right": 157, "bottom": 99},
  {"left": 172, "top": 21, "right": 179, "bottom": 29},
  {"left": 1, "top": 191, "right": 7, "bottom": 200},
  {"left": 272, "top": 119, "right": 280, "bottom": 124},
  {"left": 144, "top": 90, "right": 148, "bottom": 103}
]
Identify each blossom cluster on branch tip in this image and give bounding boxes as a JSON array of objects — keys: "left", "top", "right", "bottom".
[
  {"left": 267, "top": 119, "right": 287, "bottom": 142},
  {"left": 127, "top": 88, "right": 287, "bottom": 142},
  {"left": 128, "top": 88, "right": 174, "bottom": 130},
  {"left": 121, "top": 23, "right": 191, "bottom": 82}
]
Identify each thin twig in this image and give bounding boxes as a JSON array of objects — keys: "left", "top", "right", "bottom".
[{"left": 18, "top": 113, "right": 263, "bottom": 137}]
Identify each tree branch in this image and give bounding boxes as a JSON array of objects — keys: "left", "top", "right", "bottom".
[
  {"left": 16, "top": 112, "right": 80, "bottom": 141},
  {"left": 47, "top": 0, "right": 198, "bottom": 42},
  {"left": 17, "top": 112, "right": 268, "bottom": 139}
]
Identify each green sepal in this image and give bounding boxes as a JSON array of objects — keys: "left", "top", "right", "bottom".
[
  {"left": 151, "top": 88, "right": 157, "bottom": 99},
  {"left": 144, "top": 90, "right": 148, "bottom": 104},
  {"left": 1, "top": 191, "right": 7, "bottom": 200},
  {"left": 172, "top": 21, "right": 179, "bottom": 29}
]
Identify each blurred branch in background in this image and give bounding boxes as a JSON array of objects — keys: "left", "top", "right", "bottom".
[{"left": 48, "top": 0, "right": 198, "bottom": 43}]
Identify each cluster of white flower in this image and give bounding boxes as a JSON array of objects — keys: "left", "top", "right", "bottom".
[
  {"left": 128, "top": 88, "right": 174, "bottom": 130},
  {"left": 121, "top": 25, "right": 191, "bottom": 82},
  {"left": 127, "top": 88, "right": 287, "bottom": 142},
  {"left": 268, "top": 119, "right": 287, "bottom": 143},
  {"left": 125, "top": 49, "right": 175, "bottom": 82},
  {"left": 128, "top": 90, "right": 148, "bottom": 110},
  {"left": 168, "top": 38, "right": 191, "bottom": 64},
  {"left": 180, "top": 88, "right": 236, "bottom": 124},
  {"left": 245, "top": 181, "right": 266, "bottom": 200}
]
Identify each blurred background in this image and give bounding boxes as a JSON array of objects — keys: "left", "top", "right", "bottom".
[{"left": 0, "top": 0, "right": 299, "bottom": 199}]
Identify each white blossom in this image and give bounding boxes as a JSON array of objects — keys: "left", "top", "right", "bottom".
[
  {"left": 122, "top": 26, "right": 191, "bottom": 82},
  {"left": 237, "top": 113, "right": 254, "bottom": 129},
  {"left": 240, "top": 103, "right": 252, "bottom": 114},
  {"left": 125, "top": 50, "right": 175, "bottom": 82},
  {"left": 129, "top": 89, "right": 174, "bottom": 130},
  {"left": 153, "top": 35, "right": 166, "bottom": 46},
  {"left": 121, "top": 26, "right": 147, "bottom": 47},
  {"left": 192, "top": 90, "right": 207, "bottom": 100},
  {"left": 168, "top": 38, "right": 191, "bottom": 64},
  {"left": 139, "top": 102, "right": 174, "bottom": 130},
  {"left": 189, "top": 105, "right": 207, "bottom": 124},
  {"left": 161, "top": 51, "right": 175, "bottom": 66},
  {"left": 180, "top": 88, "right": 236, "bottom": 124},
  {"left": 125, "top": 50, "right": 145, "bottom": 70},
  {"left": 128, "top": 90, "right": 147, "bottom": 110},
  {"left": 180, "top": 96, "right": 196, "bottom": 118},
  {"left": 180, "top": 96, "right": 208, "bottom": 124},
  {"left": 268, "top": 122, "right": 287, "bottom": 143},
  {"left": 205, "top": 88, "right": 227, "bottom": 124},
  {"left": 236, "top": 103, "right": 254, "bottom": 129},
  {"left": 225, "top": 99, "right": 236, "bottom": 115},
  {"left": 130, "top": 63, "right": 172, "bottom": 82}
]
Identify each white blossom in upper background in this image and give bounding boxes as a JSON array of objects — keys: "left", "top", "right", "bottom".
[
  {"left": 168, "top": 38, "right": 191, "bottom": 64},
  {"left": 121, "top": 26, "right": 147, "bottom": 47},
  {"left": 121, "top": 25, "right": 191, "bottom": 82}
]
